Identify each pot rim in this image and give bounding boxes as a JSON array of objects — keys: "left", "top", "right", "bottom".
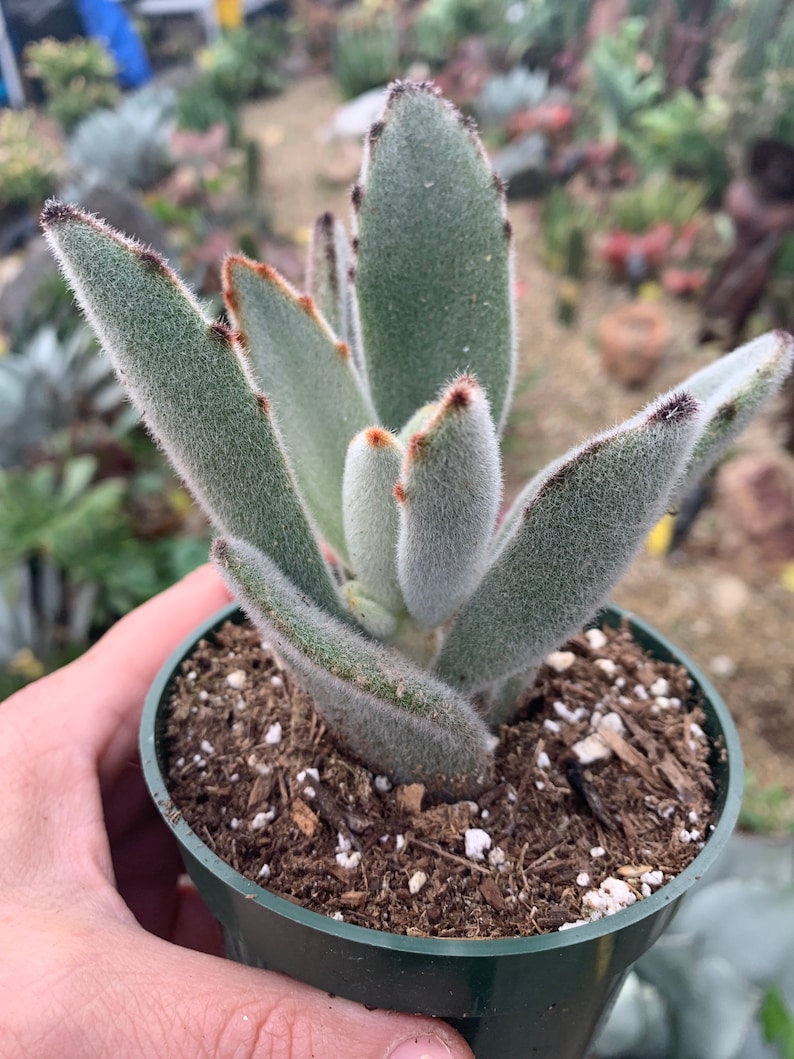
[{"left": 140, "top": 601, "right": 743, "bottom": 957}]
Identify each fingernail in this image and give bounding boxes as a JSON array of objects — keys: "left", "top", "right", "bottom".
[{"left": 388, "top": 1033, "right": 453, "bottom": 1059}]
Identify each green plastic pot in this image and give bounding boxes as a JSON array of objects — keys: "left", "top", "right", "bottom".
[{"left": 141, "top": 603, "right": 743, "bottom": 1059}]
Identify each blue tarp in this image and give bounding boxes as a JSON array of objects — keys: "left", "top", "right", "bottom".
[{"left": 74, "top": 0, "right": 152, "bottom": 88}]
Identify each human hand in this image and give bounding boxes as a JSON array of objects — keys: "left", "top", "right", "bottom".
[{"left": 0, "top": 565, "right": 472, "bottom": 1059}]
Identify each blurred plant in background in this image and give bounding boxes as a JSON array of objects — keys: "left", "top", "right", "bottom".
[
  {"left": 67, "top": 84, "right": 177, "bottom": 193},
  {"left": 24, "top": 36, "right": 121, "bottom": 132},
  {"left": 333, "top": 2, "right": 401, "bottom": 100},
  {"left": 411, "top": 0, "right": 504, "bottom": 66},
  {"left": 0, "top": 110, "right": 62, "bottom": 217},
  {"left": 176, "top": 19, "right": 288, "bottom": 135},
  {"left": 0, "top": 317, "right": 209, "bottom": 696}
]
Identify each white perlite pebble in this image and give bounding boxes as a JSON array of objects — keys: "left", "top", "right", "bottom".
[
  {"left": 585, "top": 628, "right": 608, "bottom": 650},
  {"left": 258, "top": 863, "right": 271, "bottom": 880},
  {"left": 335, "top": 851, "right": 361, "bottom": 870},
  {"left": 633, "top": 684, "right": 649, "bottom": 700},
  {"left": 336, "top": 832, "right": 352, "bottom": 853},
  {"left": 488, "top": 847, "right": 506, "bottom": 867},
  {"left": 582, "top": 877, "right": 637, "bottom": 919},
  {"left": 297, "top": 768, "right": 320, "bottom": 785},
  {"left": 590, "top": 846, "right": 606, "bottom": 858},
  {"left": 535, "top": 781, "right": 546, "bottom": 791},
  {"left": 331, "top": 911, "right": 344, "bottom": 921},
  {"left": 536, "top": 751, "right": 551, "bottom": 769},
  {"left": 546, "top": 650, "right": 576, "bottom": 672},
  {"left": 464, "top": 828, "right": 492, "bottom": 861},
  {"left": 374, "top": 775, "right": 393, "bottom": 793},
  {"left": 264, "top": 722, "right": 282, "bottom": 745},
  {"left": 226, "top": 669, "right": 247, "bottom": 690},
  {"left": 543, "top": 718, "right": 561, "bottom": 734},
  {"left": 251, "top": 808, "right": 276, "bottom": 830},
  {"left": 200, "top": 739, "right": 215, "bottom": 755},
  {"left": 553, "top": 700, "right": 587, "bottom": 723},
  {"left": 409, "top": 870, "right": 428, "bottom": 895},
  {"left": 572, "top": 733, "right": 611, "bottom": 765},
  {"left": 596, "top": 711, "right": 626, "bottom": 736},
  {"left": 595, "top": 658, "right": 617, "bottom": 677},
  {"left": 640, "top": 870, "right": 664, "bottom": 888},
  {"left": 395, "top": 834, "right": 405, "bottom": 851},
  {"left": 576, "top": 872, "right": 591, "bottom": 887},
  {"left": 270, "top": 675, "right": 283, "bottom": 688},
  {"left": 649, "top": 677, "right": 669, "bottom": 697}
]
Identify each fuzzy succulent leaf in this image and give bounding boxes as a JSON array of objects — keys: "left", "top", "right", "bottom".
[
  {"left": 41, "top": 202, "right": 342, "bottom": 615},
  {"left": 396, "top": 374, "right": 501, "bottom": 628},
  {"left": 306, "top": 211, "right": 365, "bottom": 379},
  {"left": 354, "top": 81, "right": 516, "bottom": 432},
  {"left": 398, "top": 401, "right": 438, "bottom": 444},
  {"left": 223, "top": 255, "right": 376, "bottom": 562},
  {"left": 212, "top": 536, "right": 492, "bottom": 798},
  {"left": 342, "top": 580, "right": 398, "bottom": 639},
  {"left": 342, "top": 426, "right": 404, "bottom": 613},
  {"left": 435, "top": 392, "right": 703, "bottom": 702},
  {"left": 673, "top": 330, "right": 794, "bottom": 502}
]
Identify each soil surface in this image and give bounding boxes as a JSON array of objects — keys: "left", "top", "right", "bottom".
[
  {"left": 165, "top": 617, "right": 717, "bottom": 938},
  {"left": 240, "top": 75, "right": 794, "bottom": 822}
]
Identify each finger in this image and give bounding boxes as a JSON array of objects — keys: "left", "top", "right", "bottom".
[
  {"left": 84, "top": 563, "right": 233, "bottom": 782},
  {"left": 12, "top": 916, "right": 473, "bottom": 1059},
  {"left": 0, "top": 566, "right": 231, "bottom": 893},
  {"left": 3, "top": 564, "right": 231, "bottom": 783}
]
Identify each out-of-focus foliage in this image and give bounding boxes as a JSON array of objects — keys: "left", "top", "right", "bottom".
[
  {"left": 607, "top": 176, "right": 705, "bottom": 234},
  {"left": 24, "top": 36, "right": 121, "bottom": 132},
  {"left": 0, "top": 110, "right": 61, "bottom": 212},
  {"left": 68, "top": 85, "right": 176, "bottom": 192},
  {"left": 177, "top": 20, "right": 287, "bottom": 133},
  {"left": 333, "top": 4, "right": 401, "bottom": 99}
]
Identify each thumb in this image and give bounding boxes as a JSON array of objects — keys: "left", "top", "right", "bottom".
[
  {"left": 55, "top": 919, "right": 475, "bottom": 1059},
  {"left": 149, "top": 943, "right": 471, "bottom": 1059}
]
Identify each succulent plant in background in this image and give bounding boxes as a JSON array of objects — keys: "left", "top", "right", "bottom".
[
  {"left": 332, "top": 3, "right": 401, "bottom": 101},
  {"left": 66, "top": 85, "right": 177, "bottom": 193},
  {"left": 0, "top": 110, "right": 62, "bottom": 215},
  {"left": 24, "top": 36, "right": 121, "bottom": 132},
  {"left": 42, "top": 81, "right": 794, "bottom": 799},
  {"left": 0, "top": 324, "right": 129, "bottom": 469}
]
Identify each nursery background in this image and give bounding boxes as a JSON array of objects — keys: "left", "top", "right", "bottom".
[{"left": 1, "top": 1, "right": 793, "bottom": 1054}]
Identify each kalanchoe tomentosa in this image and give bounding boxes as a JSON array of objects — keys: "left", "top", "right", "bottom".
[{"left": 42, "top": 81, "right": 794, "bottom": 799}]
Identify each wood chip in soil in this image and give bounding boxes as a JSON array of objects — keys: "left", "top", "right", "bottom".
[{"left": 163, "top": 618, "right": 719, "bottom": 940}]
